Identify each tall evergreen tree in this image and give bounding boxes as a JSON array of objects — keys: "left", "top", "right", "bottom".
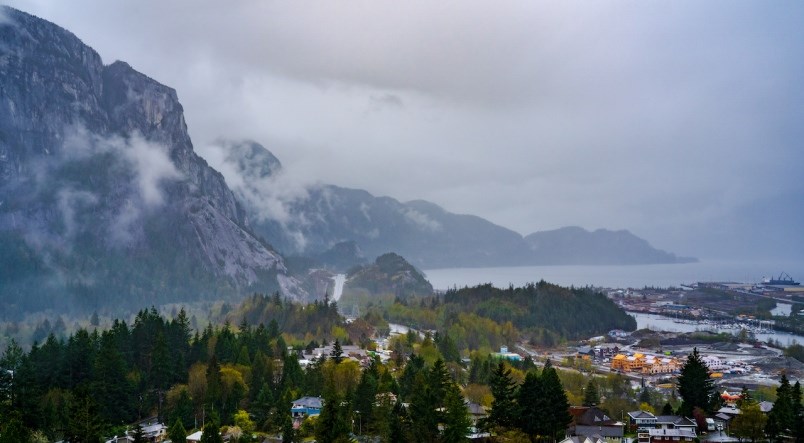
[
  {"left": 331, "top": 340, "right": 344, "bottom": 364},
  {"left": 132, "top": 423, "right": 146, "bottom": 443},
  {"left": 93, "top": 331, "right": 135, "bottom": 424},
  {"left": 484, "top": 361, "right": 518, "bottom": 430},
  {"left": 767, "top": 374, "right": 795, "bottom": 442},
  {"left": 541, "top": 364, "right": 572, "bottom": 442},
  {"left": 281, "top": 414, "right": 296, "bottom": 443},
  {"left": 517, "top": 371, "right": 546, "bottom": 438},
  {"left": 168, "top": 418, "right": 188, "bottom": 443},
  {"left": 316, "top": 391, "right": 350, "bottom": 443},
  {"left": 201, "top": 411, "right": 224, "bottom": 443},
  {"left": 442, "top": 383, "right": 471, "bottom": 443},
  {"left": 353, "top": 368, "right": 378, "bottom": 432},
  {"left": 677, "top": 348, "right": 714, "bottom": 416},
  {"left": 206, "top": 355, "right": 222, "bottom": 410},
  {"left": 409, "top": 372, "right": 440, "bottom": 443},
  {"left": 584, "top": 379, "right": 601, "bottom": 406},
  {"left": 792, "top": 381, "right": 803, "bottom": 443},
  {"left": 64, "top": 394, "right": 104, "bottom": 443}
]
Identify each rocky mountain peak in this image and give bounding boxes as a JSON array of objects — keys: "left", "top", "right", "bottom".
[{"left": 0, "top": 7, "right": 307, "bottom": 318}]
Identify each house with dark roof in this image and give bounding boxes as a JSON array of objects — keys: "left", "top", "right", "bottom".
[
  {"left": 627, "top": 410, "right": 657, "bottom": 431},
  {"left": 638, "top": 428, "right": 696, "bottom": 443},
  {"left": 561, "top": 436, "right": 606, "bottom": 443},
  {"left": 654, "top": 415, "right": 697, "bottom": 432},
  {"left": 568, "top": 406, "right": 624, "bottom": 443},
  {"left": 291, "top": 396, "right": 323, "bottom": 417}
]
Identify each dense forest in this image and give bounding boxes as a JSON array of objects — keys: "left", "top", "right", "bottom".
[
  {"left": 0, "top": 296, "right": 576, "bottom": 443},
  {"left": 1, "top": 294, "right": 801, "bottom": 443},
  {"left": 350, "top": 281, "right": 637, "bottom": 351}
]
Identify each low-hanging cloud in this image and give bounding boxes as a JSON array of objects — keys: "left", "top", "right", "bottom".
[
  {"left": 202, "top": 139, "right": 312, "bottom": 251},
  {"left": 49, "top": 126, "right": 183, "bottom": 247},
  {"left": 5, "top": 1, "right": 804, "bottom": 261}
]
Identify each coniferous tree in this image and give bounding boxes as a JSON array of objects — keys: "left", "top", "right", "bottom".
[
  {"left": 792, "top": 381, "right": 803, "bottom": 443},
  {"left": 517, "top": 371, "right": 545, "bottom": 438},
  {"left": 484, "top": 361, "right": 518, "bottom": 430},
  {"left": 661, "top": 402, "right": 674, "bottom": 415},
  {"left": 584, "top": 379, "right": 601, "bottom": 406},
  {"left": 168, "top": 418, "right": 187, "bottom": 443},
  {"left": 399, "top": 354, "right": 425, "bottom": 401},
  {"left": 429, "top": 359, "right": 452, "bottom": 411},
  {"left": 767, "top": 374, "right": 795, "bottom": 442},
  {"left": 132, "top": 423, "right": 146, "bottom": 443},
  {"left": 64, "top": 394, "right": 104, "bottom": 443},
  {"left": 168, "top": 388, "right": 195, "bottom": 431},
  {"left": 409, "top": 372, "right": 440, "bottom": 443},
  {"left": 389, "top": 400, "right": 409, "bottom": 443},
  {"left": 442, "top": 383, "right": 471, "bottom": 443},
  {"left": 0, "top": 412, "right": 30, "bottom": 443},
  {"left": 281, "top": 414, "right": 296, "bottom": 443},
  {"left": 331, "top": 339, "right": 344, "bottom": 364},
  {"left": 541, "top": 364, "right": 572, "bottom": 442},
  {"left": 201, "top": 411, "right": 224, "bottom": 443},
  {"left": 206, "top": 355, "right": 222, "bottom": 410},
  {"left": 316, "top": 391, "right": 349, "bottom": 443},
  {"left": 93, "top": 331, "right": 134, "bottom": 425},
  {"left": 677, "top": 348, "right": 714, "bottom": 416},
  {"left": 353, "top": 368, "right": 378, "bottom": 432}
]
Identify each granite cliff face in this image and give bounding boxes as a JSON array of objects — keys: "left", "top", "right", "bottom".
[{"left": 0, "top": 7, "right": 305, "bottom": 318}]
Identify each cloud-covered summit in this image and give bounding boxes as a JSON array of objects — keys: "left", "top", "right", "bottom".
[{"left": 4, "top": 1, "right": 804, "bottom": 261}]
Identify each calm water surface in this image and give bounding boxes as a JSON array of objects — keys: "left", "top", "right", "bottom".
[
  {"left": 630, "top": 312, "right": 803, "bottom": 347},
  {"left": 424, "top": 260, "right": 803, "bottom": 290}
]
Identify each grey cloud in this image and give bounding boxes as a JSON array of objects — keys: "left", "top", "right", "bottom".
[
  {"left": 56, "top": 188, "right": 97, "bottom": 247},
  {"left": 368, "top": 93, "right": 404, "bottom": 113},
  {"left": 5, "top": 0, "right": 804, "bottom": 261},
  {"left": 62, "top": 127, "right": 182, "bottom": 207}
]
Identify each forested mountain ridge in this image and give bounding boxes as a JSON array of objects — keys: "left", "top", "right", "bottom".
[
  {"left": 0, "top": 7, "right": 305, "bottom": 319},
  {"left": 524, "top": 226, "right": 697, "bottom": 265},
  {"left": 344, "top": 253, "right": 434, "bottom": 299},
  {"left": 442, "top": 281, "right": 637, "bottom": 342}
]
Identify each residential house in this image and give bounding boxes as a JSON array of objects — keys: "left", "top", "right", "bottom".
[
  {"left": 574, "top": 425, "right": 625, "bottom": 443},
  {"left": 654, "top": 415, "right": 697, "bottom": 432},
  {"left": 638, "top": 428, "right": 697, "bottom": 443},
  {"left": 466, "top": 401, "right": 491, "bottom": 440},
  {"left": 291, "top": 396, "right": 323, "bottom": 418},
  {"left": 561, "top": 436, "right": 607, "bottom": 443},
  {"left": 104, "top": 419, "right": 166, "bottom": 443},
  {"left": 627, "top": 410, "right": 657, "bottom": 432},
  {"left": 568, "top": 406, "right": 624, "bottom": 443}
]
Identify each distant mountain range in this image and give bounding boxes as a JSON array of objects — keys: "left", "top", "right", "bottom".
[
  {"left": 0, "top": 7, "right": 693, "bottom": 318},
  {"left": 215, "top": 139, "right": 696, "bottom": 269}
]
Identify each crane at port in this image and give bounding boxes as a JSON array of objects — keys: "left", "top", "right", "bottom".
[{"left": 762, "top": 272, "right": 800, "bottom": 286}]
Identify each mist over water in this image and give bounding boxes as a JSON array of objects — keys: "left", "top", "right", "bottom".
[{"left": 424, "top": 260, "right": 804, "bottom": 290}]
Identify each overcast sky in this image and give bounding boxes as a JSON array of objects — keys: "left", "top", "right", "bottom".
[{"left": 4, "top": 1, "right": 804, "bottom": 262}]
